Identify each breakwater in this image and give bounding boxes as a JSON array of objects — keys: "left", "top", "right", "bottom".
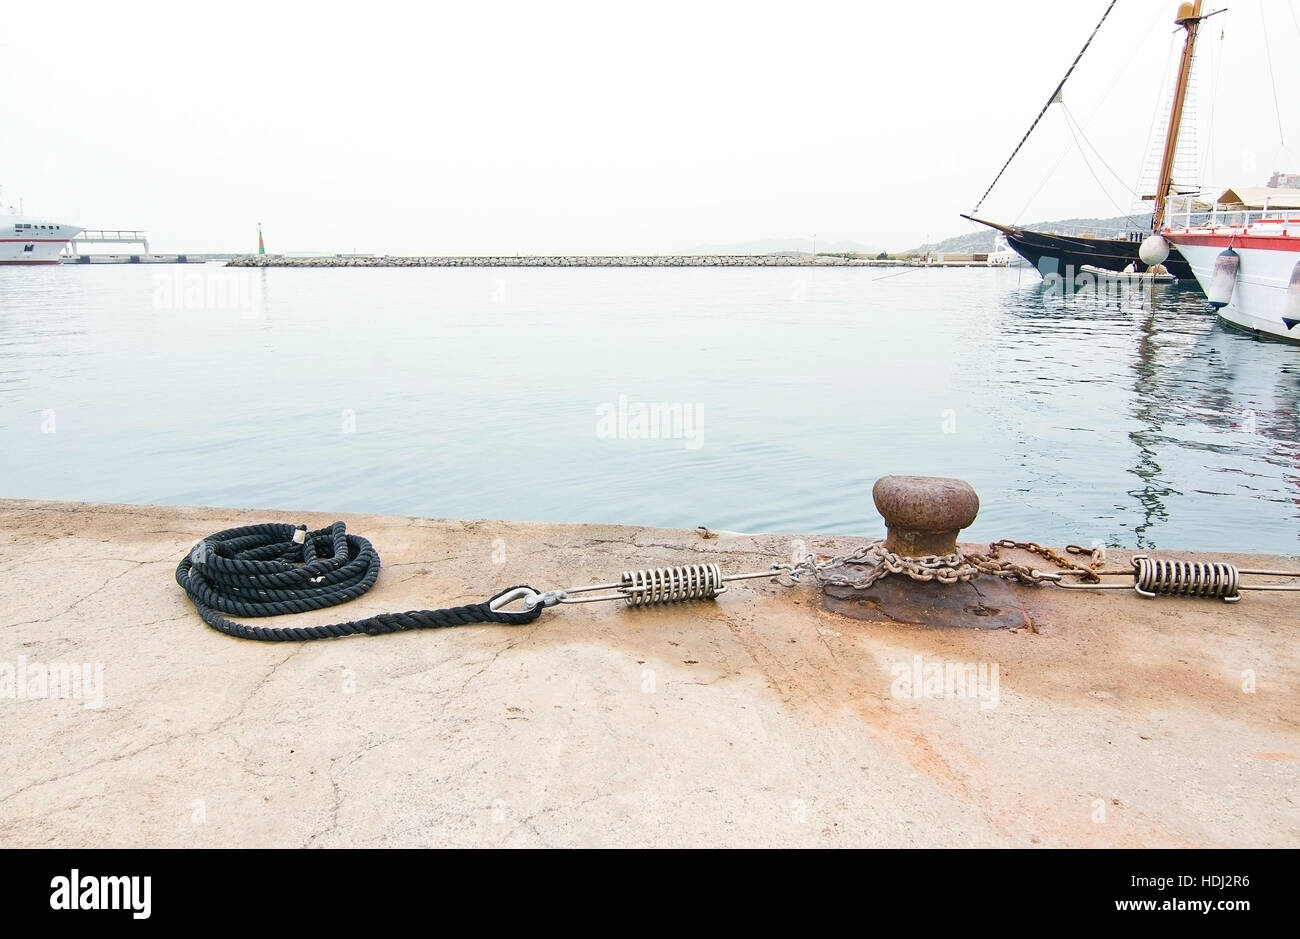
[{"left": 226, "top": 254, "right": 898, "bottom": 268}]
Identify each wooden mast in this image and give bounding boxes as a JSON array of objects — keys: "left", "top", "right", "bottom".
[{"left": 1151, "top": 0, "right": 1206, "bottom": 231}]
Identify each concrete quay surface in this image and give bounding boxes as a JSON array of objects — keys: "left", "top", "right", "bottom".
[{"left": 1, "top": 499, "right": 1296, "bottom": 848}]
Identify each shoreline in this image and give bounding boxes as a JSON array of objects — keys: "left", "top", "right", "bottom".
[{"left": 224, "top": 254, "right": 1006, "bottom": 269}]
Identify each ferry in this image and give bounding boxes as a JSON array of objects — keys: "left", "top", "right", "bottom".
[{"left": 1, "top": 200, "right": 82, "bottom": 265}]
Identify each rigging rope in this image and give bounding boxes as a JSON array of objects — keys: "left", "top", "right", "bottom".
[
  {"left": 1259, "top": 0, "right": 1287, "bottom": 148},
  {"left": 871, "top": 265, "right": 926, "bottom": 282},
  {"left": 1014, "top": 5, "right": 1169, "bottom": 226},
  {"left": 1203, "top": 11, "right": 1225, "bottom": 188},
  {"left": 1014, "top": 112, "right": 1087, "bottom": 225},
  {"left": 175, "top": 521, "right": 542, "bottom": 641},
  {"left": 1061, "top": 103, "right": 1145, "bottom": 225},
  {"left": 971, "top": 0, "right": 1120, "bottom": 214},
  {"left": 1132, "top": 28, "right": 1180, "bottom": 205},
  {"left": 1059, "top": 109, "right": 1135, "bottom": 225}
]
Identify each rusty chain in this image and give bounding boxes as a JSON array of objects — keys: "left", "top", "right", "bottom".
[
  {"left": 983, "top": 539, "right": 1106, "bottom": 583},
  {"left": 788, "top": 538, "right": 1108, "bottom": 590}
]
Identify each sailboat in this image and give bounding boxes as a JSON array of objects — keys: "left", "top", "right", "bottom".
[{"left": 963, "top": 1, "right": 1213, "bottom": 281}]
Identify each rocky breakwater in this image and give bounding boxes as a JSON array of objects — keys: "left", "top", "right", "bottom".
[{"left": 226, "top": 254, "right": 878, "bottom": 268}]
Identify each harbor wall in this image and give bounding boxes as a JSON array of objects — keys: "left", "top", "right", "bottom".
[{"left": 227, "top": 254, "right": 889, "bottom": 268}]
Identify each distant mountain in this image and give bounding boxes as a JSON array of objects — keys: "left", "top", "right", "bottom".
[
  {"left": 688, "top": 238, "right": 879, "bottom": 256},
  {"left": 908, "top": 213, "right": 1154, "bottom": 255}
]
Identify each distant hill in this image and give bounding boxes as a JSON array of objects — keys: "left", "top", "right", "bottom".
[
  {"left": 688, "top": 238, "right": 879, "bottom": 256},
  {"left": 907, "top": 213, "right": 1154, "bottom": 255}
]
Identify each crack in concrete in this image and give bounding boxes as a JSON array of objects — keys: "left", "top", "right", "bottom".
[
  {"left": 301, "top": 734, "right": 398, "bottom": 848},
  {"left": 0, "top": 563, "right": 145, "bottom": 631}
]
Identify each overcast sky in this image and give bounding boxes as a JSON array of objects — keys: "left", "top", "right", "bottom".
[{"left": 2, "top": 0, "right": 1296, "bottom": 254}]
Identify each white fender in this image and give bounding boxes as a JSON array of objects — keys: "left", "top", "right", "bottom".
[
  {"left": 1284, "top": 260, "right": 1300, "bottom": 332},
  {"left": 1207, "top": 248, "right": 1239, "bottom": 309},
  {"left": 1139, "top": 234, "right": 1170, "bottom": 266}
]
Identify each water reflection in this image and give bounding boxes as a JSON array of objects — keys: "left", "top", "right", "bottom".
[
  {"left": 1000, "top": 273, "right": 1298, "bottom": 550},
  {"left": 1123, "top": 305, "right": 1164, "bottom": 547}
]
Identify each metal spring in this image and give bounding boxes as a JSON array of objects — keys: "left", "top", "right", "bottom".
[
  {"left": 620, "top": 564, "right": 727, "bottom": 606},
  {"left": 1133, "top": 556, "right": 1241, "bottom": 602}
]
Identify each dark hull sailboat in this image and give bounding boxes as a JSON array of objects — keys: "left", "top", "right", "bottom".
[
  {"left": 960, "top": 215, "right": 1194, "bottom": 280},
  {"left": 966, "top": 1, "right": 1211, "bottom": 284}
]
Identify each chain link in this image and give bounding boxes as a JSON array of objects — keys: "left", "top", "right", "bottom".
[
  {"left": 788, "top": 538, "right": 1107, "bottom": 590},
  {"left": 985, "top": 539, "right": 1106, "bottom": 583}
]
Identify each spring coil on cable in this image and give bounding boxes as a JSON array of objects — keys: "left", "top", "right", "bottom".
[
  {"left": 1133, "top": 556, "right": 1241, "bottom": 602},
  {"left": 620, "top": 564, "right": 726, "bottom": 607}
]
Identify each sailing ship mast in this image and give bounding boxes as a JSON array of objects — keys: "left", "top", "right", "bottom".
[
  {"left": 1149, "top": 1, "right": 1207, "bottom": 231},
  {"left": 961, "top": 0, "right": 1220, "bottom": 278}
]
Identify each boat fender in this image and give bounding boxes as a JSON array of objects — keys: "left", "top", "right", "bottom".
[
  {"left": 1284, "top": 260, "right": 1300, "bottom": 332},
  {"left": 1139, "top": 234, "right": 1170, "bottom": 266},
  {"left": 1207, "top": 247, "right": 1239, "bottom": 309}
]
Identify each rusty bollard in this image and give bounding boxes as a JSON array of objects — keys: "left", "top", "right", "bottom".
[
  {"left": 822, "top": 475, "right": 1027, "bottom": 629},
  {"left": 873, "top": 475, "right": 980, "bottom": 557}
]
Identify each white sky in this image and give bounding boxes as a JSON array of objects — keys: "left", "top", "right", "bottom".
[{"left": 2, "top": 0, "right": 1297, "bottom": 253}]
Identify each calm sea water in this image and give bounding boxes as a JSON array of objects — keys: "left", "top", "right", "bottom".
[{"left": 1, "top": 263, "right": 1297, "bottom": 553}]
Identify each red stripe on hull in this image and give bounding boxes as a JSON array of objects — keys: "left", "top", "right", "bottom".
[
  {"left": 1164, "top": 231, "right": 1300, "bottom": 252},
  {"left": 0, "top": 259, "right": 62, "bottom": 266}
]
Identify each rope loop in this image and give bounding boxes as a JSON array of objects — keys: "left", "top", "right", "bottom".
[{"left": 176, "top": 522, "right": 542, "bottom": 641}]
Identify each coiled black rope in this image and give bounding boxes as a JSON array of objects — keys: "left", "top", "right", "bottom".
[{"left": 175, "top": 521, "right": 542, "bottom": 641}]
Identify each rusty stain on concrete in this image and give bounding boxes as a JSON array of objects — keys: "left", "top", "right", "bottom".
[{"left": 823, "top": 576, "right": 1031, "bottom": 630}]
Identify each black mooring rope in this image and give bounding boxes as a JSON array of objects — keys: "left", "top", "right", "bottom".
[{"left": 175, "top": 521, "right": 542, "bottom": 641}]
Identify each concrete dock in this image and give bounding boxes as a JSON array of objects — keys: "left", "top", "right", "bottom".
[
  {"left": 1, "top": 499, "right": 1296, "bottom": 848},
  {"left": 60, "top": 254, "right": 239, "bottom": 265}
]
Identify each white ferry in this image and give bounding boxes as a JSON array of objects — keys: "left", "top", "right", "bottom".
[{"left": 1, "top": 200, "right": 83, "bottom": 265}]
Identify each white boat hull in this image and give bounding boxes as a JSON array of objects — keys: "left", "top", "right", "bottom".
[
  {"left": 1165, "top": 228, "right": 1300, "bottom": 343},
  {"left": 1079, "top": 263, "right": 1177, "bottom": 284},
  {"left": 0, "top": 216, "right": 83, "bottom": 265}
]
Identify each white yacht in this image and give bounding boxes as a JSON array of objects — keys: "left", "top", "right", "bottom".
[
  {"left": 1, "top": 199, "right": 83, "bottom": 265},
  {"left": 986, "top": 234, "right": 1020, "bottom": 267}
]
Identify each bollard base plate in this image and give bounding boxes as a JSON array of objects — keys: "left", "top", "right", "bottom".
[{"left": 821, "top": 576, "right": 1030, "bottom": 630}]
